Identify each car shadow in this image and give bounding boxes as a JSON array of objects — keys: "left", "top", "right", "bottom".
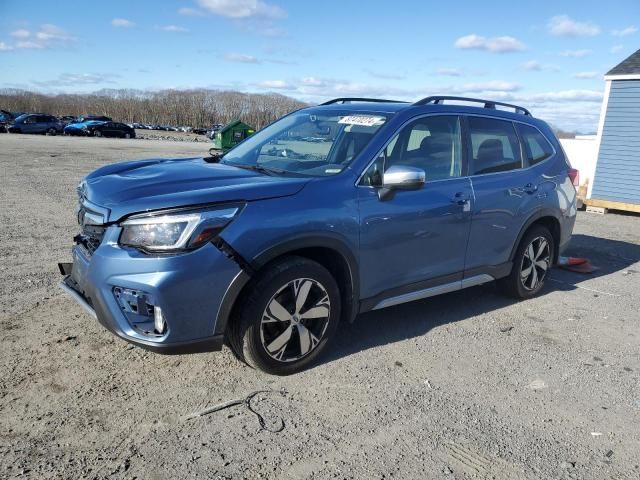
[{"left": 322, "top": 234, "right": 640, "bottom": 365}]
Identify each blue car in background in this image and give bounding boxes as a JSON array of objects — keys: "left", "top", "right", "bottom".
[
  {"left": 8, "top": 113, "right": 63, "bottom": 135},
  {"left": 63, "top": 120, "right": 107, "bottom": 136},
  {"left": 59, "top": 95, "right": 578, "bottom": 375}
]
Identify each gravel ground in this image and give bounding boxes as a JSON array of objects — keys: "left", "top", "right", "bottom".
[{"left": 0, "top": 133, "right": 639, "bottom": 479}]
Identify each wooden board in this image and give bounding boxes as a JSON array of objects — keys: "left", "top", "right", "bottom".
[{"left": 585, "top": 198, "right": 640, "bottom": 213}]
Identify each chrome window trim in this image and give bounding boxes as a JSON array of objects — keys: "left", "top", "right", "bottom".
[{"left": 355, "top": 111, "right": 558, "bottom": 187}]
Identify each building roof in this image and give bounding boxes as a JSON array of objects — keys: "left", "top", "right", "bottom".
[{"left": 606, "top": 48, "right": 640, "bottom": 76}]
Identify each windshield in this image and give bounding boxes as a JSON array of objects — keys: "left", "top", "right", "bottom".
[{"left": 221, "top": 110, "right": 390, "bottom": 177}]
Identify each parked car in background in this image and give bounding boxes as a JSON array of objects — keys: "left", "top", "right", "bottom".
[
  {"left": 59, "top": 95, "right": 578, "bottom": 375},
  {"left": 91, "top": 121, "right": 136, "bottom": 138},
  {"left": 7, "top": 114, "right": 63, "bottom": 135},
  {"left": 59, "top": 115, "right": 77, "bottom": 125},
  {"left": 63, "top": 120, "right": 106, "bottom": 136},
  {"left": 77, "top": 115, "right": 112, "bottom": 123},
  {"left": 1, "top": 110, "right": 24, "bottom": 132},
  {"left": 192, "top": 127, "right": 208, "bottom": 135}
]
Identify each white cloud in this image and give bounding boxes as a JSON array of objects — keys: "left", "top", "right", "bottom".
[
  {"left": 36, "top": 24, "right": 74, "bottom": 42},
  {"left": 612, "top": 26, "right": 637, "bottom": 37},
  {"left": 10, "top": 29, "right": 30, "bottom": 39},
  {"left": 548, "top": 15, "right": 600, "bottom": 37},
  {"left": 197, "top": 0, "right": 286, "bottom": 19},
  {"left": 15, "top": 40, "right": 44, "bottom": 49},
  {"left": 454, "top": 34, "right": 525, "bottom": 53},
  {"left": 32, "top": 72, "right": 121, "bottom": 87},
  {"left": 0, "top": 41, "right": 13, "bottom": 51},
  {"left": 112, "top": 18, "right": 135, "bottom": 28},
  {"left": 456, "top": 81, "right": 520, "bottom": 92},
  {"left": 178, "top": 7, "right": 205, "bottom": 16},
  {"left": 301, "top": 77, "right": 326, "bottom": 86},
  {"left": 611, "top": 44, "right": 624, "bottom": 53},
  {"left": 574, "top": 72, "right": 599, "bottom": 79},
  {"left": 530, "top": 89, "right": 602, "bottom": 102},
  {"left": 521, "top": 60, "right": 542, "bottom": 71},
  {"left": 224, "top": 52, "right": 260, "bottom": 63},
  {"left": 520, "top": 60, "right": 560, "bottom": 72},
  {"left": 8, "top": 24, "right": 75, "bottom": 49},
  {"left": 255, "top": 79, "right": 294, "bottom": 89},
  {"left": 159, "top": 25, "right": 189, "bottom": 32},
  {"left": 559, "top": 49, "right": 592, "bottom": 58},
  {"left": 435, "top": 68, "right": 462, "bottom": 77}
]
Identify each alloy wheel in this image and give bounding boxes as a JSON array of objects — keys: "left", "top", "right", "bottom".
[
  {"left": 520, "top": 236, "right": 550, "bottom": 290},
  {"left": 260, "top": 278, "right": 331, "bottom": 362}
]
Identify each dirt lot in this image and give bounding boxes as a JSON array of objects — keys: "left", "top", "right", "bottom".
[{"left": 1, "top": 133, "right": 639, "bottom": 479}]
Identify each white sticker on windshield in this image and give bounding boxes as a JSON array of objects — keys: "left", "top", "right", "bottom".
[
  {"left": 338, "top": 115, "right": 385, "bottom": 127},
  {"left": 325, "top": 168, "right": 342, "bottom": 174}
]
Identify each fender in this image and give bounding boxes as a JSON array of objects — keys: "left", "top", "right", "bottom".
[
  {"left": 214, "top": 233, "right": 361, "bottom": 335},
  {"left": 509, "top": 208, "right": 562, "bottom": 263},
  {"left": 254, "top": 233, "right": 360, "bottom": 322}
]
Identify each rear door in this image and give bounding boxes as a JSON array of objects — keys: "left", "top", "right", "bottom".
[
  {"left": 358, "top": 114, "right": 473, "bottom": 301},
  {"left": 464, "top": 116, "right": 539, "bottom": 273}
]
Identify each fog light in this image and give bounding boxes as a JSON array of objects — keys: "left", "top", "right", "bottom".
[{"left": 154, "top": 306, "right": 166, "bottom": 334}]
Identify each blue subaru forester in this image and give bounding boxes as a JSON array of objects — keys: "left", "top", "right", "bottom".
[{"left": 59, "top": 96, "right": 578, "bottom": 375}]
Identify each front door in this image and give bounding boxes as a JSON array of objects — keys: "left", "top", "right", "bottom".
[{"left": 358, "top": 114, "right": 473, "bottom": 301}]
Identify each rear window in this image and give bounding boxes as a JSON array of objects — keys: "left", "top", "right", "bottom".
[
  {"left": 469, "top": 117, "right": 522, "bottom": 175},
  {"left": 517, "top": 124, "right": 554, "bottom": 166}
]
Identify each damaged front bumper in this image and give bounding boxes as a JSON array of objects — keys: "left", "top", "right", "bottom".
[{"left": 58, "top": 225, "right": 243, "bottom": 354}]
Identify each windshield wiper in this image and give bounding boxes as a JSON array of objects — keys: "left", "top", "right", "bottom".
[{"left": 229, "top": 163, "right": 288, "bottom": 176}]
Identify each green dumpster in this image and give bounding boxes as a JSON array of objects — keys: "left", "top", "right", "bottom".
[{"left": 211, "top": 120, "right": 255, "bottom": 152}]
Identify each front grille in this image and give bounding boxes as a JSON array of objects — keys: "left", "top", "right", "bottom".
[
  {"left": 76, "top": 197, "right": 108, "bottom": 255},
  {"left": 75, "top": 224, "right": 106, "bottom": 255}
]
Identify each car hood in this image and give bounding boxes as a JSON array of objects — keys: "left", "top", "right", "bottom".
[{"left": 82, "top": 157, "right": 311, "bottom": 222}]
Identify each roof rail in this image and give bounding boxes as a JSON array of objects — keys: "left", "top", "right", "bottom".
[
  {"left": 413, "top": 96, "right": 531, "bottom": 116},
  {"left": 320, "top": 97, "right": 407, "bottom": 105}
]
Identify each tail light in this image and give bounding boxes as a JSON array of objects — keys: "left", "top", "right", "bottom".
[{"left": 568, "top": 168, "right": 579, "bottom": 187}]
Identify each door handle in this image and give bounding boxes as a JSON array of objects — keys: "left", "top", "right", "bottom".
[
  {"left": 523, "top": 183, "right": 538, "bottom": 194},
  {"left": 450, "top": 192, "right": 469, "bottom": 204}
]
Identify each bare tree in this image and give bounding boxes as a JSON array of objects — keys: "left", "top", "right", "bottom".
[{"left": 0, "top": 88, "right": 308, "bottom": 129}]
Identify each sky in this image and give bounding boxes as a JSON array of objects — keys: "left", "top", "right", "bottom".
[{"left": 1, "top": 0, "right": 639, "bottom": 132}]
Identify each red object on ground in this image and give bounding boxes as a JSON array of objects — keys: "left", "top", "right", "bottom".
[{"left": 557, "top": 256, "right": 597, "bottom": 273}]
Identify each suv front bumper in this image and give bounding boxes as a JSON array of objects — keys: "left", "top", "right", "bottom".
[{"left": 58, "top": 225, "right": 242, "bottom": 354}]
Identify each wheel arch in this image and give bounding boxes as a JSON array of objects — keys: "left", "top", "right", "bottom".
[
  {"left": 510, "top": 210, "right": 562, "bottom": 265},
  {"left": 214, "top": 235, "right": 360, "bottom": 338}
]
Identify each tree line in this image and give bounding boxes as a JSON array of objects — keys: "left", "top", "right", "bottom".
[{"left": 0, "top": 88, "right": 308, "bottom": 129}]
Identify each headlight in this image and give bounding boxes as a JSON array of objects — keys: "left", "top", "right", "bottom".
[{"left": 119, "top": 205, "right": 241, "bottom": 252}]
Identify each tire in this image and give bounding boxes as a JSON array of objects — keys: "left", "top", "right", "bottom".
[
  {"left": 499, "top": 225, "right": 554, "bottom": 299},
  {"left": 227, "top": 256, "right": 341, "bottom": 375},
  {"left": 94, "top": 130, "right": 102, "bottom": 137},
  {"left": 46, "top": 128, "right": 56, "bottom": 136},
  {"left": 124, "top": 133, "right": 131, "bottom": 139}
]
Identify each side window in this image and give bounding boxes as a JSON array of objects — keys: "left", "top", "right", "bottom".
[
  {"left": 362, "top": 115, "right": 462, "bottom": 184},
  {"left": 468, "top": 117, "right": 522, "bottom": 175},
  {"left": 517, "top": 124, "right": 554, "bottom": 166}
]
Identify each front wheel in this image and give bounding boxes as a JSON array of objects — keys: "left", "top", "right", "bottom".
[
  {"left": 227, "top": 256, "right": 341, "bottom": 375},
  {"left": 499, "top": 225, "right": 554, "bottom": 299},
  {"left": 94, "top": 130, "right": 102, "bottom": 137}
]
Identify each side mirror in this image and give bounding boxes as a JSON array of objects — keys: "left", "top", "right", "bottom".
[
  {"left": 383, "top": 165, "right": 425, "bottom": 189},
  {"left": 377, "top": 165, "right": 425, "bottom": 201}
]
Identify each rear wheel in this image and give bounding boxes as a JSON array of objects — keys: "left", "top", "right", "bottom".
[
  {"left": 94, "top": 130, "right": 102, "bottom": 137},
  {"left": 124, "top": 132, "right": 131, "bottom": 139},
  {"left": 46, "top": 128, "right": 57, "bottom": 136},
  {"left": 227, "top": 256, "right": 341, "bottom": 375},
  {"left": 499, "top": 225, "right": 554, "bottom": 299}
]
